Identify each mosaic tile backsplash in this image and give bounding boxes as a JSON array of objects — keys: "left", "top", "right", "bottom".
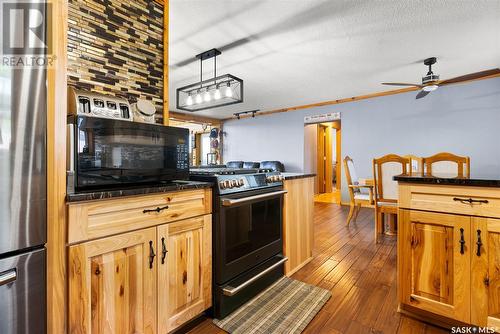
[{"left": 67, "top": 0, "right": 165, "bottom": 121}]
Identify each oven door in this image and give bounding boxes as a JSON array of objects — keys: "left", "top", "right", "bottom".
[{"left": 216, "top": 187, "right": 286, "bottom": 284}]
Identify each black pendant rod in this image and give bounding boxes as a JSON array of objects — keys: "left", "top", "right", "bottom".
[
  {"left": 200, "top": 57, "right": 203, "bottom": 89},
  {"left": 214, "top": 54, "right": 217, "bottom": 86}
]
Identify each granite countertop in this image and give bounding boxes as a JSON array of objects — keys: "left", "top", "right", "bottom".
[
  {"left": 281, "top": 172, "right": 316, "bottom": 180},
  {"left": 67, "top": 180, "right": 213, "bottom": 203},
  {"left": 394, "top": 172, "right": 500, "bottom": 187}
]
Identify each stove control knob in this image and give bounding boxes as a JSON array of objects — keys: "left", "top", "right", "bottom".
[
  {"left": 266, "top": 176, "right": 272, "bottom": 183},
  {"left": 223, "top": 180, "right": 231, "bottom": 189},
  {"left": 230, "top": 179, "right": 238, "bottom": 188},
  {"left": 219, "top": 181, "right": 226, "bottom": 189},
  {"left": 238, "top": 178, "right": 245, "bottom": 187}
]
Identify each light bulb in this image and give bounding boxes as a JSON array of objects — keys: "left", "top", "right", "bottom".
[
  {"left": 214, "top": 88, "right": 222, "bottom": 100},
  {"left": 195, "top": 91, "right": 202, "bottom": 104},
  {"left": 203, "top": 90, "right": 211, "bottom": 102},
  {"left": 186, "top": 95, "right": 193, "bottom": 106},
  {"left": 224, "top": 85, "right": 233, "bottom": 98},
  {"left": 422, "top": 84, "right": 438, "bottom": 92}
]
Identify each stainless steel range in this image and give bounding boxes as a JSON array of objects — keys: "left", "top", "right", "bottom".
[{"left": 190, "top": 167, "right": 288, "bottom": 319}]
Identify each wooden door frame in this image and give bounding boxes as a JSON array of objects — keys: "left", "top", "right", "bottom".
[
  {"left": 332, "top": 121, "right": 341, "bottom": 192},
  {"left": 315, "top": 121, "right": 341, "bottom": 197}
]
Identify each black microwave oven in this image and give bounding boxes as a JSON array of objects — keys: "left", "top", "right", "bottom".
[{"left": 67, "top": 115, "right": 189, "bottom": 191}]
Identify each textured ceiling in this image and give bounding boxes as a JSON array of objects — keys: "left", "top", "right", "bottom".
[{"left": 169, "top": 0, "right": 500, "bottom": 119}]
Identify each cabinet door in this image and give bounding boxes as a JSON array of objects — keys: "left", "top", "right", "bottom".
[
  {"left": 471, "top": 217, "right": 500, "bottom": 328},
  {"left": 69, "top": 228, "right": 157, "bottom": 334},
  {"left": 398, "top": 209, "right": 471, "bottom": 323},
  {"left": 157, "top": 215, "right": 212, "bottom": 333}
]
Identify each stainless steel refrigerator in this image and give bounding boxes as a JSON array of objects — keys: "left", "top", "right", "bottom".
[{"left": 0, "top": 2, "right": 47, "bottom": 333}]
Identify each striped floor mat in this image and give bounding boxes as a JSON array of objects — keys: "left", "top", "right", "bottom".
[{"left": 213, "top": 277, "right": 331, "bottom": 334}]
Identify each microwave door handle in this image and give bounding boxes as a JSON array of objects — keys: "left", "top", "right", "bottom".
[
  {"left": 221, "top": 190, "right": 288, "bottom": 207},
  {"left": 67, "top": 123, "right": 75, "bottom": 172}
]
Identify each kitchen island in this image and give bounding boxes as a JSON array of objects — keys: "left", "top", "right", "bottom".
[
  {"left": 282, "top": 173, "right": 316, "bottom": 275},
  {"left": 395, "top": 172, "right": 500, "bottom": 329}
]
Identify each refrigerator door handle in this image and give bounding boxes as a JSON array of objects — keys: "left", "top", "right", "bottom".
[{"left": 0, "top": 269, "right": 17, "bottom": 286}]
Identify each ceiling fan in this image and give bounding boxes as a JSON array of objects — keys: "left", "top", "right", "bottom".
[{"left": 382, "top": 57, "right": 500, "bottom": 99}]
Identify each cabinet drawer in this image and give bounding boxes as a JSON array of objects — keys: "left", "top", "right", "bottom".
[
  {"left": 399, "top": 184, "right": 500, "bottom": 218},
  {"left": 68, "top": 188, "right": 212, "bottom": 244}
]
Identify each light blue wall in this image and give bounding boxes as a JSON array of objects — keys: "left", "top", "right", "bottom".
[{"left": 223, "top": 77, "right": 500, "bottom": 201}]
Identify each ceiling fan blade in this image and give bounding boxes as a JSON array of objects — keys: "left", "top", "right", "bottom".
[
  {"left": 439, "top": 68, "right": 500, "bottom": 85},
  {"left": 382, "top": 82, "right": 422, "bottom": 87},
  {"left": 416, "top": 90, "right": 431, "bottom": 99}
]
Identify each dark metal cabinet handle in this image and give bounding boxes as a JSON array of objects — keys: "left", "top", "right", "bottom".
[
  {"left": 453, "top": 197, "right": 489, "bottom": 205},
  {"left": 476, "top": 230, "right": 483, "bottom": 257},
  {"left": 149, "top": 241, "right": 156, "bottom": 269},
  {"left": 161, "top": 237, "right": 168, "bottom": 264},
  {"left": 143, "top": 205, "right": 169, "bottom": 214},
  {"left": 484, "top": 277, "right": 490, "bottom": 286},
  {"left": 459, "top": 228, "right": 465, "bottom": 255}
]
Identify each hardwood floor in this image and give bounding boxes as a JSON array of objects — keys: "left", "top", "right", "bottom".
[
  {"left": 187, "top": 203, "right": 449, "bottom": 334},
  {"left": 314, "top": 191, "right": 341, "bottom": 204}
]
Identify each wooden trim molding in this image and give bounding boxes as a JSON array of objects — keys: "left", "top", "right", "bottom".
[
  {"left": 163, "top": 0, "right": 169, "bottom": 125},
  {"left": 223, "top": 71, "right": 500, "bottom": 121},
  {"left": 169, "top": 111, "right": 222, "bottom": 126},
  {"left": 46, "top": 0, "right": 68, "bottom": 333}
]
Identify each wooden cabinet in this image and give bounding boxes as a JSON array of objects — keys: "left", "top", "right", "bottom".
[
  {"left": 69, "top": 228, "right": 157, "bottom": 334},
  {"left": 158, "top": 215, "right": 212, "bottom": 333},
  {"left": 283, "top": 176, "right": 314, "bottom": 275},
  {"left": 399, "top": 193, "right": 500, "bottom": 328},
  {"left": 398, "top": 210, "right": 471, "bottom": 323},
  {"left": 68, "top": 189, "right": 213, "bottom": 334},
  {"left": 67, "top": 188, "right": 212, "bottom": 244},
  {"left": 471, "top": 217, "right": 500, "bottom": 328}
]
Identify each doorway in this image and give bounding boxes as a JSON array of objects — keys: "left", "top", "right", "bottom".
[
  {"left": 168, "top": 119, "right": 222, "bottom": 166},
  {"left": 305, "top": 121, "right": 341, "bottom": 204}
]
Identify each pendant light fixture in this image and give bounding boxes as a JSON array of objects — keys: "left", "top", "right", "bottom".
[{"left": 176, "top": 48, "right": 243, "bottom": 112}]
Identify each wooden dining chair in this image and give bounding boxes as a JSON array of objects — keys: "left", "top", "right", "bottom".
[
  {"left": 404, "top": 154, "right": 423, "bottom": 173},
  {"left": 344, "top": 156, "right": 373, "bottom": 226},
  {"left": 373, "top": 154, "right": 410, "bottom": 240},
  {"left": 422, "top": 152, "right": 470, "bottom": 177}
]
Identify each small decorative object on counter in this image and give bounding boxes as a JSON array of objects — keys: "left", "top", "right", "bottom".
[{"left": 132, "top": 99, "right": 156, "bottom": 123}]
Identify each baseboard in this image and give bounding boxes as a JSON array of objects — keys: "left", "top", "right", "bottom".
[{"left": 285, "top": 257, "right": 313, "bottom": 277}]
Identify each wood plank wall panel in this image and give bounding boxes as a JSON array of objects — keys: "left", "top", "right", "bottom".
[
  {"left": 67, "top": 0, "right": 165, "bottom": 122},
  {"left": 47, "top": 0, "right": 68, "bottom": 333}
]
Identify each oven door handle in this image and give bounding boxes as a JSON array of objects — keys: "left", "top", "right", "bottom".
[
  {"left": 221, "top": 190, "right": 288, "bottom": 207},
  {"left": 222, "top": 257, "right": 288, "bottom": 296}
]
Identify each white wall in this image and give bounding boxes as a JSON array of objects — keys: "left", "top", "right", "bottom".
[{"left": 223, "top": 77, "right": 500, "bottom": 201}]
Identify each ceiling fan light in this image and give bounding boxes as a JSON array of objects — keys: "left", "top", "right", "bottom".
[{"left": 423, "top": 84, "right": 439, "bottom": 92}]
